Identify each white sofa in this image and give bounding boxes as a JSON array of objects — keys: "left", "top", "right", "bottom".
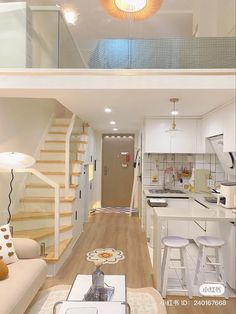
[{"left": 0, "top": 238, "right": 47, "bottom": 314}]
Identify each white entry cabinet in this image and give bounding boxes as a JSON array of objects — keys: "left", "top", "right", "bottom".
[{"left": 144, "top": 119, "right": 200, "bottom": 153}]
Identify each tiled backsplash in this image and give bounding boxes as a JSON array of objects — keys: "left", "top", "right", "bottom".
[{"left": 143, "top": 153, "right": 226, "bottom": 188}]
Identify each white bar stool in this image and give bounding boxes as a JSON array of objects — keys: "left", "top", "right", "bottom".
[
  {"left": 194, "top": 236, "right": 227, "bottom": 297},
  {"left": 161, "top": 236, "right": 192, "bottom": 298}
]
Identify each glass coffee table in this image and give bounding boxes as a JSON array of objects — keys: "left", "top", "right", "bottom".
[{"left": 54, "top": 274, "right": 129, "bottom": 314}]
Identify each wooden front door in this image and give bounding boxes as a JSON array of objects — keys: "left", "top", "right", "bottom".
[{"left": 102, "top": 135, "right": 134, "bottom": 207}]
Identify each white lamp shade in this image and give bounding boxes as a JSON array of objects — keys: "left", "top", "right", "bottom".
[{"left": 0, "top": 152, "right": 35, "bottom": 169}]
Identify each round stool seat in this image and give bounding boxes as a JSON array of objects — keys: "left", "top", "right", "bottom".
[
  {"left": 196, "top": 236, "right": 225, "bottom": 247},
  {"left": 162, "top": 236, "right": 189, "bottom": 248}
]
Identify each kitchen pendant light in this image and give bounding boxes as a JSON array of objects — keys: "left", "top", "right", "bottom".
[{"left": 166, "top": 98, "right": 182, "bottom": 133}]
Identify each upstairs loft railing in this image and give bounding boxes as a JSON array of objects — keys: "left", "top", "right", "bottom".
[{"left": 0, "top": 2, "right": 235, "bottom": 69}]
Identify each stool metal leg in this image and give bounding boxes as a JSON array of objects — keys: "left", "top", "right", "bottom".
[
  {"left": 218, "top": 247, "right": 229, "bottom": 299},
  {"left": 162, "top": 247, "right": 171, "bottom": 298},
  {"left": 215, "top": 247, "right": 221, "bottom": 281},
  {"left": 199, "top": 246, "right": 207, "bottom": 284},
  {"left": 180, "top": 248, "right": 186, "bottom": 286},
  {"left": 182, "top": 247, "right": 192, "bottom": 298},
  {"left": 194, "top": 244, "right": 202, "bottom": 285},
  {"left": 161, "top": 246, "right": 168, "bottom": 284}
]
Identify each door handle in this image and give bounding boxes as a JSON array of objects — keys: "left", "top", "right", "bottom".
[{"left": 104, "top": 165, "right": 108, "bottom": 176}]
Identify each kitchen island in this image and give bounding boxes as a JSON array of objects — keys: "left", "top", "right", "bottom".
[{"left": 152, "top": 197, "right": 236, "bottom": 292}]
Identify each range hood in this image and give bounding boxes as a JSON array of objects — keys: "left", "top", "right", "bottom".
[{"left": 209, "top": 135, "right": 236, "bottom": 176}]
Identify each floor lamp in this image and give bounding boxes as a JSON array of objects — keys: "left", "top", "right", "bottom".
[{"left": 0, "top": 152, "right": 35, "bottom": 225}]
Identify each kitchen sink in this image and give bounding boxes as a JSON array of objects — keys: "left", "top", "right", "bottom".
[{"left": 148, "top": 189, "right": 186, "bottom": 194}]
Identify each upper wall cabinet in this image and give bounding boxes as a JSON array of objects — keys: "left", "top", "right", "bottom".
[
  {"left": 144, "top": 119, "right": 200, "bottom": 153},
  {"left": 202, "top": 102, "right": 236, "bottom": 152},
  {"left": 223, "top": 102, "right": 236, "bottom": 152}
]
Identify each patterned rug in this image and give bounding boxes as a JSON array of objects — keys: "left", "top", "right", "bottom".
[
  {"left": 86, "top": 248, "right": 125, "bottom": 264},
  {"left": 27, "top": 285, "right": 167, "bottom": 314},
  {"left": 93, "top": 207, "right": 138, "bottom": 214}
]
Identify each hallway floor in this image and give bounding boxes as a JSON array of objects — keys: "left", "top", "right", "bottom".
[{"left": 43, "top": 212, "right": 153, "bottom": 289}]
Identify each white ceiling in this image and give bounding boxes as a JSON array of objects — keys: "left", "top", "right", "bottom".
[{"left": 56, "top": 89, "right": 235, "bottom": 132}]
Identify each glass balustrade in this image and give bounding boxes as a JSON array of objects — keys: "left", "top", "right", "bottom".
[{"left": 0, "top": 3, "right": 235, "bottom": 69}]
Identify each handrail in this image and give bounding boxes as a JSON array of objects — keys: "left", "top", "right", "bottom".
[
  {"left": 65, "top": 114, "right": 76, "bottom": 197},
  {"left": 0, "top": 168, "right": 60, "bottom": 258}
]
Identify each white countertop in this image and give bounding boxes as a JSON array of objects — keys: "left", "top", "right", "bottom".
[
  {"left": 154, "top": 199, "right": 236, "bottom": 221},
  {"left": 144, "top": 187, "right": 236, "bottom": 222}
]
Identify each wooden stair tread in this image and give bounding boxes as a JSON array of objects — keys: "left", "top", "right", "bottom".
[
  {"left": 51, "top": 124, "right": 69, "bottom": 127},
  {"left": 36, "top": 160, "right": 83, "bottom": 164},
  {"left": 12, "top": 211, "right": 72, "bottom": 221},
  {"left": 13, "top": 225, "right": 72, "bottom": 241},
  {"left": 40, "top": 149, "right": 85, "bottom": 154},
  {"left": 26, "top": 183, "right": 78, "bottom": 189},
  {"left": 44, "top": 238, "right": 73, "bottom": 262},
  {"left": 45, "top": 140, "right": 88, "bottom": 144},
  {"left": 48, "top": 132, "right": 87, "bottom": 136},
  {"left": 41, "top": 171, "right": 81, "bottom": 176},
  {"left": 20, "top": 196, "right": 76, "bottom": 203}
]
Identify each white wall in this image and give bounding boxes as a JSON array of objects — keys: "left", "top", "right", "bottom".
[
  {"left": 0, "top": 2, "right": 30, "bottom": 67},
  {"left": 0, "top": 98, "right": 69, "bottom": 224},
  {"left": 193, "top": 0, "right": 236, "bottom": 37},
  {"left": 31, "top": 10, "right": 59, "bottom": 68}
]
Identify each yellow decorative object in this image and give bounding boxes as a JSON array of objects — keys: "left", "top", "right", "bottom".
[
  {"left": 101, "top": 0, "right": 163, "bottom": 20},
  {"left": 0, "top": 260, "right": 8, "bottom": 280}
]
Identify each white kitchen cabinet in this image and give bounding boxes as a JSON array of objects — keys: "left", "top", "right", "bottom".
[
  {"left": 144, "top": 119, "right": 200, "bottom": 153},
  {"left": 145, "top": 119, "right": 171, "bottom": 153},
  {"left": 201, "top": 102, "right": 235, "bottom": 153},
  {"left": 166, "top": 198, "right": 190, "bottom": 238},
  {"left": 223, "top": 102, "right": 236, "bottom": 152}
]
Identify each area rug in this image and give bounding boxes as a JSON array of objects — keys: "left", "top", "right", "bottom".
[
  {"left": 86, "top": 248, "right": 125, "bottom": 264},
  {"left": 93, "top": 207, "right": 138, "bottom": 214},
  {"left": 27, "top": 285, "right": 167, "bottom": 314}
]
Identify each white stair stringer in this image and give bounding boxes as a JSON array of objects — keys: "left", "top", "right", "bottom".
[{"left": 11, "top": 117, "right": 90, "bottom": 276}]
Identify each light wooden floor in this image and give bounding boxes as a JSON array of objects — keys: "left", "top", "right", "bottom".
[{"left": 42, "top": 212, "right": 236, "bottom": 314}]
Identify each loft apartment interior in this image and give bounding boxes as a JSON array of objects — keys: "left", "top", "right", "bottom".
[{"left": 0, "top": 0, "right": 235, "bottom": 313}]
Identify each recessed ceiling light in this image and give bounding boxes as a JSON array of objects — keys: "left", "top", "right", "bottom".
[
  {"left": 113, "top": 128, "right": 118, "bottom": 131},
  {"left": 171, "top": 110, "right": 179, "bottom": 116},
  {"left": 63, "top": 9, "right": 78, "bottom": 25},
  {"left": 104, "top": 108, "right": 112, "bottom": 113},
  {"left": 115, "top": 0, "right": 147, "bottom": 13},
  {"left": 110, "top": 120, "right": 116, "bottom": 125}
]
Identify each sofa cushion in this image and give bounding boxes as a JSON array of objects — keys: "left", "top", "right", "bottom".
[
  {"left": 0, "top": 224, "right": 18, "bottom": 264},
  {"left": 0, "top": 258, "right": 47, "bottom": 314},
  {"left": 0, "top": 260, "right": 8, "bottom": 280},
  {"left": 13, "top": 238, "right": 40, "bottom": 259}
]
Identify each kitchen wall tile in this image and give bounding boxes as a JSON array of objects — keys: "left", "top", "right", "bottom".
[
  {"left": 143, "top": 177, "right": 151, "bottom": 185},
  {"left": 195, "top": 154, "right": 204, "bottom": 162},
  {"left": 204, "top": 163, "right": 211, "bottom": 170},
  {"left": 215, "top": 173, "right": 226, "bottom": 183},
  {"left": 210, "top": 154, "right": 216, "bottom": 163},
  {"left": 216, "top": 163, "right": 224, "bottom": 172},
  {"left": 195, "top": 162, "right": 204, "bottom": 169},
  {"left": 204, "top": 154, "right": 211, "bottom": 163},
  {"left": 175, "top": 154, "right": 183, "bottom": 162}
]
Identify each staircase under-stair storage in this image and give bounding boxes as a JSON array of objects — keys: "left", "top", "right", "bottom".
[{"left": 11, "top": 115, "right": 89, "bottom": 275}]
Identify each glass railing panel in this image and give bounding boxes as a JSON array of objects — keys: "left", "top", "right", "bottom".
[{"left": 87, "top": 37, "right": 236, "bottom": 69}]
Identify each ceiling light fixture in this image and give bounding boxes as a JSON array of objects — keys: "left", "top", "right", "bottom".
[
  {"left": 63, "top": 9, "right": 79, "bottom": 25},
  {"left": 115, "top": 0, "right": 147, "bottom": 13},
  {"left": 104, "top": 108, "right": 112, "bottom": 113},
  {"left": 166, "top": 98, "right": 182, "bottom": 133},
  {"left": 113, "top": 127, "right": 118, "bottom": 131},
  {"left": 101, "top": 0, "right": 163, "bottom": 21},
  {"left": 110, "top": 120, "right": 116, "bottom": 125}
]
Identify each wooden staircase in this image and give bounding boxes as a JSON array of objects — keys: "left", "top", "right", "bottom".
[{"left": 11, "top": 117, "right": 89, "bottom": 269}]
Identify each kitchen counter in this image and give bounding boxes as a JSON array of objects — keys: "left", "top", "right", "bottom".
[{"left": 152, "top": 197, "right": 236, "bottom": 291}]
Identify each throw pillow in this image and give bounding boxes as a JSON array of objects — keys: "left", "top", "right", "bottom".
[
  {"left": 0, "top": 224, "right": 18, "bottom": 264},
  {"left": 0, "top": 260, "right": 8, "bottom": 280}
]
